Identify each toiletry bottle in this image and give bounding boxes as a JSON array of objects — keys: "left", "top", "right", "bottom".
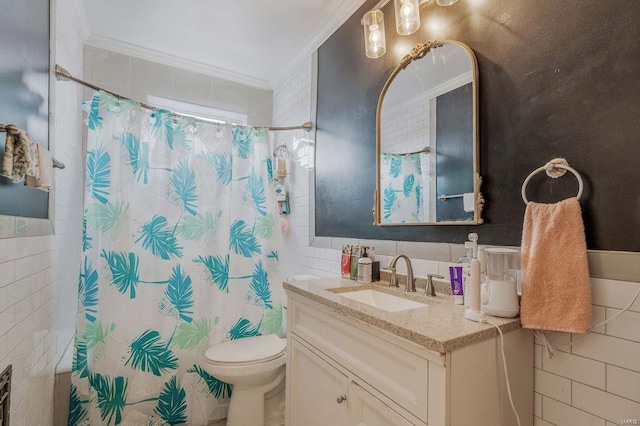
[
  {"left": 350, "top": 245, "right": 361, "bottom": 280},
  {"left": 464, "top": 233, "right": 485, "bottom": 322},
  {"left": 449, "top": 266, "right": 464, "bottom": 305},
  {"left": 357, "top": 247, "right": 372, "bottom": 284},
  {"left": 367, "top": 246, "right": 375, "bottom": 262},
  {"left": 459, "top": 241, "right": 474, "bottom": 306},
  {"left": 341, "top": 245, "right": 353, "bottom": 278},
  {"left": 464, "top": 256, "right": 486, "bottom": 322}
]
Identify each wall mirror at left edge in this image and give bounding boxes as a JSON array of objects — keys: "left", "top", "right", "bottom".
[
  {"left": 375, "top": 40, "right": 484, "bottom": 226},
  {"left": 0, "top": 0, "right": 55, "bottom": 238}
]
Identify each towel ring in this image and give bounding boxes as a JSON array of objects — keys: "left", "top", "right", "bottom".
[{"left": 521, "top": 158, "right": 583, "bottom": 204}]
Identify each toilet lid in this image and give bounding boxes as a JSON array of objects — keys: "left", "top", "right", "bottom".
[{"left": 205, "top": 334, "right": 286, "bottom": 366}]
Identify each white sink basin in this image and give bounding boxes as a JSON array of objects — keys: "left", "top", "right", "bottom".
[{"left": 338, "top": 289, "right": 427, "bottom": 312}]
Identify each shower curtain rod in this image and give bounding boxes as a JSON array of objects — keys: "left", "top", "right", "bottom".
[
  {"left": 397, "top": 147, "right": 430, "bottom": 155},
  {"left": 55, "top": 65, "right": 313, "bottom": 132}
]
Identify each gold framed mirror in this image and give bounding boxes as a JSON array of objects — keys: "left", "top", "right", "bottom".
[{"left": 374, "top": 40, "right": 484, "bottom": 226}]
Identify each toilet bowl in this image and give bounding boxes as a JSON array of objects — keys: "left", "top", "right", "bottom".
[{"left": 205, "top": 334, "right": 287, "bottom": 426}]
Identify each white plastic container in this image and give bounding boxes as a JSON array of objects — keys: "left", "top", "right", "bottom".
[{"left": 357, "top": 248, "right": 372, "bottom": 283}]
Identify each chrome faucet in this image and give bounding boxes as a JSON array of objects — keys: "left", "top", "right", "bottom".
[
  {"left": 425, "top": 274, "right": 444, "bottom": 297},
  {"left": 388, "top": 255, "right": 415, "bottom": 292}
]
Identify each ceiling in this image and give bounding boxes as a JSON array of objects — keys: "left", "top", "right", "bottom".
[{"left": 84, "top": 0, "right": 366, "bottom": 88}]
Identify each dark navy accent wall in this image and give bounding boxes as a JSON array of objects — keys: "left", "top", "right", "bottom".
[{"left": 315, "top": 0, "right": 640, "bottom": 251}]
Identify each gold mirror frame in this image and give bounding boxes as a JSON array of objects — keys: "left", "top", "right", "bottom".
[{"left": 373, "top": 40, "right": 484, "bottom": 226}]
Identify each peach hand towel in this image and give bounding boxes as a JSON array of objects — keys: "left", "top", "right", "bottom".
[{"left": 520, "top": 197, "right": 591, "bottom": 333}]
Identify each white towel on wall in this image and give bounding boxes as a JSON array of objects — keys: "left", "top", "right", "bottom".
[
  {"left": 463, "top": 192, "right": 475, "bottom": 212},
  {"left": 25, "top": 143, "right": 53, "bottom": 191}
]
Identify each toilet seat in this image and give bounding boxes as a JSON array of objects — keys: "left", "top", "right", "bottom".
[{"left": 206, "top": 334, "right": 286, "bottom": 366}]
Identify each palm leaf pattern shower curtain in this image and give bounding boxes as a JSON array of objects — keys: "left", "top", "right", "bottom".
[
  {"left": 70, "top": 91, "right": 284, "bottom": 425},
  {"left": 380, "top": 152, "right": 427, "bottom": 223}
]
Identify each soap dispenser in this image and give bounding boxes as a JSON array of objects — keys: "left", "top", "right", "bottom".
[{"left": 357, "top": 247, "right": 372, "bottom": 284}]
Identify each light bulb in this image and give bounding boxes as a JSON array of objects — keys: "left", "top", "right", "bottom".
[
  {"left": 394, "top": 0, "right": 420, "bottom": 35},
  {"left": 368, "top": 24, "right": 381, "bottom": 44},
  {"left": 400, "top": 2, "right": 414, "bottom": 19}
]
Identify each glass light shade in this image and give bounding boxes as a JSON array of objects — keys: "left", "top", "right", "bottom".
[
  {"left": 394, "top": 0, "right": 420, "bottom": 35},
  {"left": 363, "top": 10, "right": 386, "bottom": 59},
  {"left": 436, "top": 0, "right": 459, "bottom": 5}
]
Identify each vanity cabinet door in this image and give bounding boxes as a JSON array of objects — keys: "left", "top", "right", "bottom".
[
  {"left": 348, "top": 381, "right": 417, "bottom": 426},
  {"left": 288, "top": 338, "right": 349, "bottom": 426}
]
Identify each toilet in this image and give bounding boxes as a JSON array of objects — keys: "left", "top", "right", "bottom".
[{"left": 205, "top": 333, "right": 287, "bottom": 426}]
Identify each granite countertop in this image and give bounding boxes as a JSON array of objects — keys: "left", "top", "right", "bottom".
[{"left": 284, "top": 277, "right": 522, "bottom": 354}]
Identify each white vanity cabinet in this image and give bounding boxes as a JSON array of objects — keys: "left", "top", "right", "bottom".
[
  {"left": 289, "top": 337, "right": 418, "bottom": 426},
  {"left": 349, "top": 381, "right": 416, "bottom": 425},
  {"left": 288, "top": 338, "right": 348, "bottom": 426},
  {"left": 285, "top": 293, "right": 533, "bottom": 426}
]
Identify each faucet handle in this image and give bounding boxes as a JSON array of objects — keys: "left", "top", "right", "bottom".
[
  {"left": 388, "top": 268, "right": 399, "bottom": 287},
  {"left": 425, "top": 274, "right": 445, "bottom": 296}
]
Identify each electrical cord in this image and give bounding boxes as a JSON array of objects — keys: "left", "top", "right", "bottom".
[
  {"left": 479, "top": 286, "right": 640, "bottom": 425},
  {"left": 484, "top": 319, "right": 522, "bottom": 426},
  {"left": 535, "top": 286, "right": 640, "bottom": 358}
]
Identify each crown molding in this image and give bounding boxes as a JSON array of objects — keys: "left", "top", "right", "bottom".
[
  {"left": 84, "top": 34, "right": 272, "bottom": 91},
  {"left": 271, "top": 0, "right": 368, "bottom": 89}
]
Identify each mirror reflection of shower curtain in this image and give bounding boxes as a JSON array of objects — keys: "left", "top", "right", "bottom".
[
  {"left": 380, "top": 152, "right": 428, "bottom": 223},
  {"left": 70, "top": 91, "right": 284, "bottom": 425}
]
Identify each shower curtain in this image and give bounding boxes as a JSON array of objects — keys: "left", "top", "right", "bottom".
[
  {"left": 380, "top": 152, "right": 426, "bottom": 223},
  {"left": 69, "top": 91, "right": 284, "bottom": 426}
]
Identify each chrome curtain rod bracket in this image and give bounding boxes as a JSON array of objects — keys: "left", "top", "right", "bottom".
[{"left": 55, "top": 64, "right": 314, "bottom": 132}]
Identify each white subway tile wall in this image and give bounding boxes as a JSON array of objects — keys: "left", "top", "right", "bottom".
[
  {"left": 273, "top": 55, "right": 640, "bottom": 426},
  {"left": 535, "top": 278, "right": 640, "bottom": 425},
  {"left": 542, "top": 396, "right": 606, "bottom": 426},
  {"left": 0, "top": 1, "right": 89, "bottom": 424},
  {"left": 381, "top": 99, "right": 430, "bottom": 155}
]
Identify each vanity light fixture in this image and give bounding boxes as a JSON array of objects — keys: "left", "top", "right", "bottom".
[
  {"left": 362, "top": 0, "right": 459, "bottom": 58},
  {"left": 363, "top": 9, "right": 387, "bottom": 58},
  {"left": 394, "top": 0, "right": 421, "bottom": 35}
]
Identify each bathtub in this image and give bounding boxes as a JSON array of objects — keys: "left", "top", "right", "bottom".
[
  {"left": 51, "top": 338, "right": 228, "bottom": 426},
  {"left": 53, "top": 339, "right": 74, "bottom": 426}
]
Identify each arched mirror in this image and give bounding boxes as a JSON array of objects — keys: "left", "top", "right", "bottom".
[{"left": 374, "top": 40, "right": 483, "bottom": 225}]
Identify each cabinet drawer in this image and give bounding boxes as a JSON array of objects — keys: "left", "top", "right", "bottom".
[{"left": 290, "top": 296, "right": 434, "bottom": 423}]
